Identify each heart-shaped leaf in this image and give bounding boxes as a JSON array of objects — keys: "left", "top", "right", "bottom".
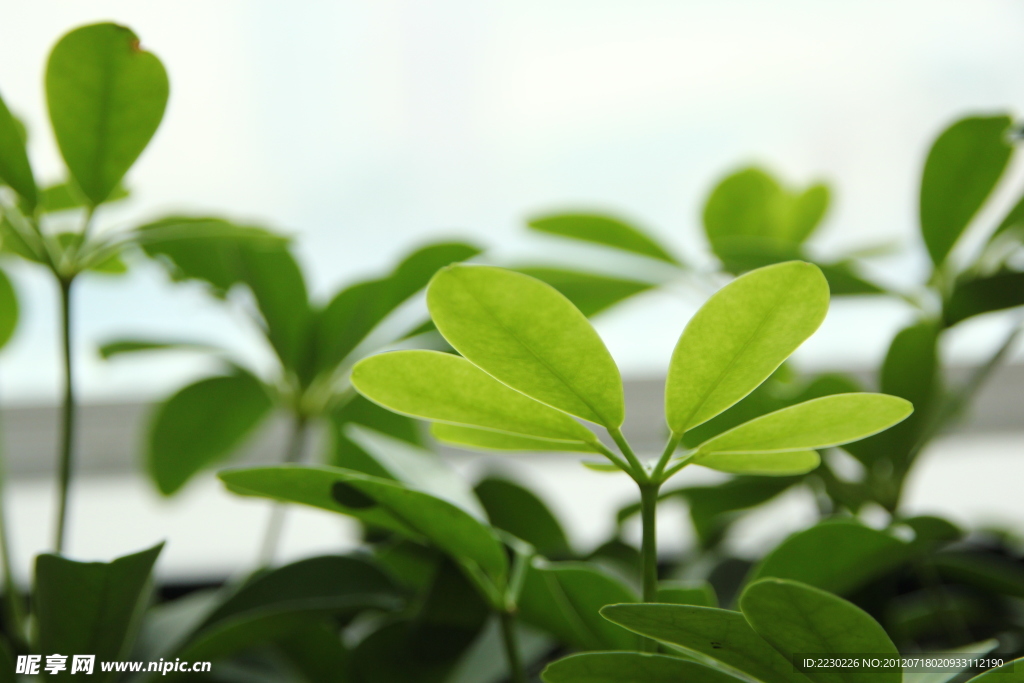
[
  {"left": 528, "top": 213, "right": 679, "bottom": 264},
  {"left": 542, "top": 652, "right": 741, "bottom": 683},
  {"left": 352, "top": 350, "right": 597, "bottom": 444},
  {"left": 46, "top": 23, "right": 169, "bottom": 205},
  {"left": 739, "top": 579, "right": 900, "bottom": 683},
  {"left": 666, "top": 261, "right": 829, "bottom": 434},
  {"left": 0, "top": 90, "right": 36, "bottom": 207},
  {"left": 428, "top": 265, "right": 624, "bottom": 427}
]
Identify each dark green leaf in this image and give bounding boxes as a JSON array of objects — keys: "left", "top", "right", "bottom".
[
  {"left": 46, "top": 23, "right": 169, "bottom": 205},
  {"left": 99, "top": 338, "right": 219, "bottom": 359},
  {"left": 275, "top": 621, "right": 351, "bottom": 683},
  {"left": 515, "top": 267, "right": 654, "bottom": 317},
  {"left": 816, "top": 262, "right": 885, "bottom": 296},
  {"left": 542, "top": 652, "right": 740, "bottom": 683},
  {"left": 0, "top": 89, "right": 36, "bottom": 207},
  {"left": 428, "top": 265, "right": 624, "bottom": 428},
  {"left": 602, "top": 603, "right": 810, "bottom": 683},
  {"left": 0, "top": 268, "right": 18, "bottom": 350},
  {"left": 352, "top": 350, "right": 597, "bottom": 444},
  {"left": 919, "top": 115, "right": 1013, "bottom": 266},
  {"left": 933, "top": 551, "right": 1024, "bottom": 599},
  {"left": 656, "top": 580, "right": 718, "bottom": 607},
  {"left": 944, "top": 270, "right": 1024, "bottom": 327},
  {"left": 329, "top": 394, "right": 424, "bottom": 475},
  {"left": 148, "top": 371, "right": 273, "bottom": 495},
  {"left": 518, "top": 560, "right": 638, "bottom": 651},
  {"left": 35, "top": 543, "right": 163, "bottom": 680},
  {"left": 739, "top": 579, "right": 900, "bottom": 683},
  {"left": 528, "top": 213, "right": 679, "bottom": 264},
  {"left": 475, "top": 476, "right": 571, "bottom": 557},
  {"left": 964, "top": 657, "right": 1024, "bottom": 681},
  {"left": 748, "top": 520, "right": 912, "bottom": 595},
  {"left": 683, "top": 476, "right": 801, "bottom": 547}
]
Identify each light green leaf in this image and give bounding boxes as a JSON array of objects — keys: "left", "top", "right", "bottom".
[
  {"left": 740, "top": 579, "right": 900, "bottom": 683},
  {"left": 148, "top": 372, "right": 273, "bottom": 495},
  {"left": 35, "top": 543, "right": 163, "bottom": 681},
  {"left": 692, "top": 449, "right": 820, "bottom": 476},
  {"left": 46, "top": 23, "right": 169, "bottom": 205},
  {"left": 219, "top": 465, "right": 508, "bottom": 585},
  {"left": 0, "top": 216, "right": 47, "bottom": 264},
  {"left": 542, "top": 652, "right": 740, "bottom": 683},
  {"left": 38, "top": 181, "right": 128, "bottom": 213},
  {"left": 475, "top": 476, "right": 572, "bottom": 557},
  {"left": 99, "top": 338, "right": 220, "bottom": 360},
  {"left": 428, "top": 265, "right": 624, "bottom": 427},
  {"left": 0, "top": 89, "right": 36, "bottom": 207},
  {"left": 432, "top": 423, "right": 597, "bottom": 454},
  {"left": 528, "top": 213, "right": 679, "bottom": 264},
  {"left": 749, "top": 520, "right": 912, "bottom": 595},
  {"left": 602, "top": 603, "right": 811, "bottom": 683},
  {"left": 352, "top": 350, "right": 597, "bottom": 443},
  {"left": 0, "top": 268, "right": 18, "bottom": 350},
  {"left": 666, "top": 261, "right": 830, "bottom": 434},
  {"left": 920, "top": 115, "right": 1013, "bottom": 266},
  {"left": 515, "top": 267, "right": 655, "bottom": 317},
  {"left": 693, "top": 393, "right": 912, "bottom": 455}
]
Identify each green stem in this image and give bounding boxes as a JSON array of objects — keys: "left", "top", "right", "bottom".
[
  {"left": 53, "top": 277, "right": 76, "bottom": 554},
  {"left": 651, "top": 433, "right": 682, "bottom": 481},
  {"left": 499, "top": 611, "right": 526, "bottom": 683},
  {"left": 257, "top": 414, "right": 308, "bottom": 565},
  {"left": 638, "top": 483, "right": 661, "bottom": 652},
  {"left": 609, "top": 428, "right": 648, "bottom": 482}
]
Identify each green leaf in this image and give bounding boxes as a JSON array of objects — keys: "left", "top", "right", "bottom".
[
  {"left": 432, "top": 423, "right": 597, "bottom": 454},
  {"left": 816, "top": 261, "right": 885, "bottom": 296},
  {"left": 352, "top": 350, "right": 597, "bottom": 444},
  {"left": 666, "top": 261, "right": 830, "bottom": 434},
  {"left": 919, "top": 115, "right": 1013, "bottom": 266},
  {"left": 656, "top": 580, "right": 718, "bottom": 607},
  {"left": 944, "top": 270, "right": 1024, "bottom": 327},
  {"left": 98, "top": 338, "right": 219, "bottom": 359},
  {"left": 428, "top": 265, "right": 625, "bottom": 427},
  {"left": 314, "top": 241, "right": 481, "bottom": 375},
  {"left": 739, "top": 579, "right": 900, "bottom": 683},
  {"left": 602, "top": 603, "right": 811, "bottom": 683},
  {"left": 528, "top": 213, "right": 679, "bottom": 264},
  {"left": 518, "top": 560, "right": 638, "bottom": 651},
  {"left": 275, "top": 621, "right": 352, "bottom": 683},
  {"left": 38, "top": 181, "right": 128, "bottom": 213},
  {"left": 681, "top": 476, "right": 801, "bottom": 547},
  {"left": 0, "top": 268, "right": 18, "bottom": 350},
  {"left": 692, "top": 393, "right": 912, "bottom": 456},
  {"left": 515, "top": 267, "right": 655, "bottom": 317},
  {"left": 748, "top": 520, "right": 912, "bottom": 595},
  {"left": 219, "top": 466, "right": 508, "bottom": 586},
  {"left": 139, "top": 217, "right": 309, "bottom": 370},
  {"left": 475, "top": 476, "right": 572, "bottom": 557},
  {"left": 35, "top": 543, "right": 163, "bottom": 680},
  {"left": 148, "top": 371, "right": 273, "bottom": 495},
  {"left": 46, "top": 23, "right": 169, "bottom": 205},
  {"left": 179, "top": 555, "right": 400, "bottom": 661},
  {"left": 964, "top": 658, "right": 1024, "bottom": 682},
  {"left": 692, "top": 450, "right": 820, "bottom": 476},
  {"left": 542, "top": 652, "right": 740, "bottom": 683},
  {"left": 932, "top": 551, "right": 1024, "bottom": 599},
  {"left": 0, "top": 89, "right": 37, "bottom": 207},
  {"left": 903, "top": 641, "right": 1000, "bottom": 683},
  {"left": 328, "top": 393, "right": 423, "bottom": 475},
  {"left": 0, "top": 217, "right": 46, "bottom": 264}
]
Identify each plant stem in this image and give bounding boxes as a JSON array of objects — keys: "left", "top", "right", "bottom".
[
  {"left": 53, "top": 276, "right": 76, "bottom": 554},
  {"left": 257, "top": 414, "right": 308, "bottom": 565},
  {"left": 499, "top": 610, "right": 526, "bottom": 683},
  {"left": 609, "top": 428, "right": 647, "bottom": 482},
  {"left": 638, "top": 482, "right": 660, "bottom": 652},
  {"left": 651, "top": 433, "right": 682, "bottom": 481}
]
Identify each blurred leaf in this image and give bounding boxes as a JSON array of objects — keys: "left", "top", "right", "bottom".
[
  {"left": 816, "top": 261, "right": 885, "bottom": 296},
  {"left": 656, "top": 580, "right": 718, "bottom": 607},
  {"left": 944, "top": 270, "right": 1024, "bottom": 327},
  {"left": 428, "top": 265, "right": 624, "bottom": 428},
  {"left": 46, "top": 23, "right": 169, "bottom": 205},
  {"left": 219, "top": 466, "right": 508, "bottom": 588},
  {"left": 919, "top": 115, "right": 1013, "bottom": 266},
  {"left": 693, "top": 450, "right": 820, "bottom": 476},
  {"left": 179, "top": 555, "right": 401, "bottom": 661},
  {"left": 99, "top": 338, "right": 219, "bottom": 359},
  {"left": 139, "top": 217, "right": 309, "bottom": 370},
  {"left": 86, "top": 248, "right": 128, "bottom": 274},
  {"left": 38, "top": 181, "right": 128, "bottom": 213},
  {"left": 964, "top": 657, "right": 1024, "bottom": 681},
  {"left": 515, "top": 267, "right": 654, "bottom": 317},
  {"left": 748, "top": 520, "right": 912, "bottom": 595},
  {"left": 352, "top": 350, "right": 597, "bottom": 444},
  {"left": 602, "top": 603, "right": 810, "bottom": 683},
  {"left": 0, "top": 268, "right": 17, "bottom": 350},
  {"left": 528, "top": 213, "right": 679, "bottom": 264},
  {"left": 902, "top": 641, "right": 999, "bottom": 683},
  {"left": 314, "top": 241, "right": 480, "bottom": 375},
  {"left": 542, "top": 652, "right": 739, "bottom": 683},
  {"left": 932, "top": 551, "right": 1024, "bottom": 599},
  {"left": 35, "top": 543, "right": 163, "bottom": 681},
  {"left": 989, "top": 187, "right": 1024, "bottom": 243},
  {"left": 682, "top": 476, "right": 801, "bottom": 547},
  {"left": 901, "top": 515, "right": 962, "bottom": 545},
  {"left": 329, "top": 394, "right": 424, "bottom": 480},
  {"left": 740, "top": 579, "right": 900, "bottom": 683},
  {"left": 275, "top": 621, "right": 351, "bottom": 683},
  {"left": 148, "top": 371, "right": 273, "bottom": 495},
  {"left": 692, "top": 393, "right": 913, "bottom": 457},
  {"left": 0, "top": 89, "right": 37, "bottom": 207},
  {"left": 432, "top": 423, "right": 597, "bottom": 454},
  {"left": 666, "top": 262, "right": 829, "bottom": 434},
  {"left": 518, "top": 560, "right": 638, "bottom": 651},
  {"left": 475, "top": 476, "right": 571, "bottom": 557}
]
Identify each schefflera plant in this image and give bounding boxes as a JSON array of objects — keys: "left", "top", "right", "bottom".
[{"left": 349, "top": 262, "right": 911, "bottom": 611}]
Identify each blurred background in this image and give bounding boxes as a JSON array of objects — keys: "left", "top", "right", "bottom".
[{"left": 0, "top": 0, "right": 1022, "bottom": 581}]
